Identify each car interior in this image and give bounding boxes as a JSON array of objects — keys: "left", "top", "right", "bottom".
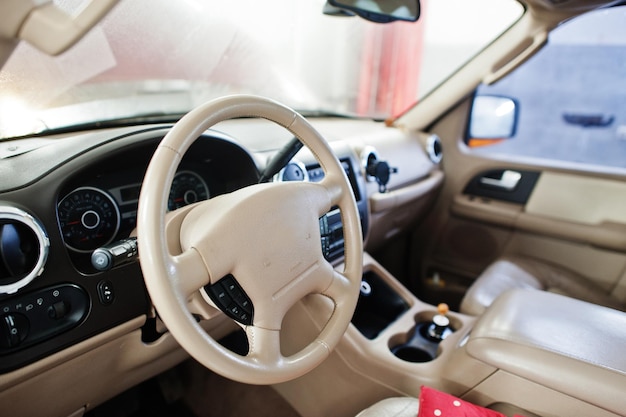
[{"left": 0, "top": 0, "right": 625, "bottom": 416}]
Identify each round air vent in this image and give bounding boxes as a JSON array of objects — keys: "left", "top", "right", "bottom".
[
  {"left": 360, "top": 146, "right": 380, "bottom": 182},
  {"left": 0, "top": 206, "right": 49, "bottom": 295},
  {"left": 426, "top": 134, "right": 443, "bottom": 164}
]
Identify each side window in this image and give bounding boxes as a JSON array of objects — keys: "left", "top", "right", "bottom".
[{"left": 466, "top": 6, "right": 626, "bottom": 169}]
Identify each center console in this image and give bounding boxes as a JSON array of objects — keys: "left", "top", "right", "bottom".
[
  {"left": 275, "top": 253, "right": 488, "bottom": 417},
  {"left": 351, "top": 269, "right": 459, "bottom": 362},
  {"left": 275, "top": 149, "right": 625, "bottom": 417},
  {"left": 348, "top": 268, "right": 626, "bottom": 417},
  {"left": 278, "top": 251, "right": 626, "bottom": 417}
]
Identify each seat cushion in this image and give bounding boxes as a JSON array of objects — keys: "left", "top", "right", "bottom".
[
  {"left": 356, "top": 397, "right": 419, "bottom": 417},
  {"left": 418, "top": 386, "right": 528, "bottom": 417},
  {"left": 356, "top": 387, "right": 533, "bottom": 417},
  {"left": 459, "top": 255, "right": 624, "bottom": 315}
]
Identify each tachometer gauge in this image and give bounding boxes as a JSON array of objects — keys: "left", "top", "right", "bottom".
[
  {"left": 57, "top": 187, "right": 120, "bottom": 252},
  {"left": 168, "top": 171, "right": 210, "bottom": 211}
]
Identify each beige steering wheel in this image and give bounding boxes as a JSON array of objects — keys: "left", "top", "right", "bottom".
[{"left": 137, "top": 95, "right": 363, "bottom": 384}]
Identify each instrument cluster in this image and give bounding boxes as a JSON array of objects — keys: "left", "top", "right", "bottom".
[
  {"left": 0, "top": 129, "right": 260, "bottom": 370},
  {"left": 57, "top": 170, "right": 210, "bottom": 254},
  {"left": 54, "top": 133, "right": 259, "bottom": 273}
]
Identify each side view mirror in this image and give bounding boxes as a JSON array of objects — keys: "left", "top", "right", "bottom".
[
  {"left": 327, "top": 0, "right": 420, "bottom": 23},
  {"left": 467, "top": 95, "right": 518, "bottom": 148}
]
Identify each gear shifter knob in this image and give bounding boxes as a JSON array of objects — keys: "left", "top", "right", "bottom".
[
  {"left": 437, "top": 303, "right": 449, "bottom": 315},
  {"left": 428, "top": 303, "right": 452, "bottom": 341}
]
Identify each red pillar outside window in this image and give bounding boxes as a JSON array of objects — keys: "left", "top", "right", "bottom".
[{"left": 357, "top": 0, "right": 427, "bottom": 119}]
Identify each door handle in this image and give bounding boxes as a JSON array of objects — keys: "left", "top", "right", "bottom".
[{"left": 480, "top": 170, "right": 521, "bottom": 191}]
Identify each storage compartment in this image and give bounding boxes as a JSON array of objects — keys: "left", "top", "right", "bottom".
[
  {"left": 351, "top": 270, "right": 410, "bottom": 339},
  {"left": 420, "top": 267, "right": 474, "bottom": 312}
]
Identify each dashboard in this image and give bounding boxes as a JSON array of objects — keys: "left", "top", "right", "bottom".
[
  {"left": 0, "top": 112, "right": 443, "bottom": 417},
  {"left": 0, "top": 123, "right": 372, "bottom": 373},
  {"left": 0, "top": 127, "right": 261, "bottom": 372}
]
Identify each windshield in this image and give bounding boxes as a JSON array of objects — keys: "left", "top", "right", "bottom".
[{"left": 0, "top": 0, "right": 522, "bottom": 139}]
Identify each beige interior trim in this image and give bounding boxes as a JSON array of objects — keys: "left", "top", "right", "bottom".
[
  {"left": 18, "top": 0, "right": 119, "bottom": 55},
  {"left": 515, "top": 215, "right": 626, "bottom": 252},
  {"left": 482, "top": 31, "right": 548, "bottom": 85},
  {"left": 0, "top": 316, "right": 145, "bottom": 391},
  {"left": 451, "top": 194, "right": 522, "bottom": 228},
  {"left": 0, "top": 0, "right": 118, "bottom": 66},
  {"left": 467, "top": 289, "right": 626, "bottom": 415},
  {"left": 0, "top": 316, "right": 174, "bottom": 417},
  {"left": 0, "top": 313, "right": 237, "bottom": 417},
  {"left": 370, "top": 170, "right": 443, "bottom": 213},
  {"left": 464, "top": 370, "right": 621, "bottom": 417},
  {"left": 526, "top": 171, "right": 626, "bottom": 225},
  {"left": 452, "top": 193, "right": 626, "bottom": 252},
  {"left": 0, "top": 0, "right": 34, "bottom": 39}
]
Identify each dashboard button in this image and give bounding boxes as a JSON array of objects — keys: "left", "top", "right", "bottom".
[
  {"left": 47, "top": 301, "right": 69, "bottom": 319},
  {"left": 97, "top": 280, "right": 115, "bottom": 305},
  {"left": 206, "top": 275, "right": 254, "bottom": 325},
  {"left": 0, "top": 313, "right": 29, "bottom": 349},
  {"left": 212, "top": 287, "right": 233, "bottom": 309},
  {"left": 0, "top": 284, "right": 90, "bottom": 357}
]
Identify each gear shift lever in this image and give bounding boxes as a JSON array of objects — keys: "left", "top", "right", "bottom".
[{"left": 427, "top": 303, "right": 453, "bottom": 341}]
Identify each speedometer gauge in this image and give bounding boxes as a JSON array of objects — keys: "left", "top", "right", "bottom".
[
  {"left": 168, "top": 171, "right": 210, "bottom": 211},
  {"left": 57, "top": 187, "right": 120, "bottom": 252}
]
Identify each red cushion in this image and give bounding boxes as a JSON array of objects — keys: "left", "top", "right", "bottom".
[{"left": 418, "top": 386, "right": 525, "bottom": 417}]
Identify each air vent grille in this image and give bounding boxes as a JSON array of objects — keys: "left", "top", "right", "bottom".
[
  {"left": 0, "top": 206, "right": 49, "bottom": 295},
  {"left": 426, "top": 134, "right": 443, "bottom": 164},
  {"left": 360, "top": 146, "right": 380, "bottom": 182}
]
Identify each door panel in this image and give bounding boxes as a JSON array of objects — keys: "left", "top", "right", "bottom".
[
  {"left": 462, "top": 168, "right": 540, "bottom": 204},
  {"left": 526, "top": 172, "right": 626, "bottom": 225},
  {"left": 409, "top": 99, "right": 626, "bottom": 310},
  {"left": 453, "top": 172, "right": 626, "bottom": 252}
]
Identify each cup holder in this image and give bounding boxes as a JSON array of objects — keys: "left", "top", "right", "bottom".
[
  {"left": 389, "top": 322, "right": 439, "bottom": 363},
  {"left": 390, "top": 344, "right": 434, "bottom": 363},
  {"left": 389, "top": 310, "right": 460, "bottom": 363}
]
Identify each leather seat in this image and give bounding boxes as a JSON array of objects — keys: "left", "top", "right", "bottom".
[
  {"left": 356, "top": 397, "right": 419, "bottom": 417},
  {"left": 459, "top": 255, "right": 625, "bottom": 315},
  {"left": 355, "top": 396, "right": 540, "bottom": 417}
]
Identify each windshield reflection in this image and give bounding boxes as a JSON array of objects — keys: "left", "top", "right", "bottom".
[{"left": 0, "top": 0, "right": 522, "bottom": 139}]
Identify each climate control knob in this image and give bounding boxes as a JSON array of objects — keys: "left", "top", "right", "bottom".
[{"left": 0, "top": 313, "right": 29, "bottom": 349}]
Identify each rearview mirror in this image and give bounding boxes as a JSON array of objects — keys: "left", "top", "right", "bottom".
[
  {"left": 327, "top": 0, "right": 420, "bottom": 23},
  {"left": 467, "top": 95, "right": 518, "bottom": 148}
]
